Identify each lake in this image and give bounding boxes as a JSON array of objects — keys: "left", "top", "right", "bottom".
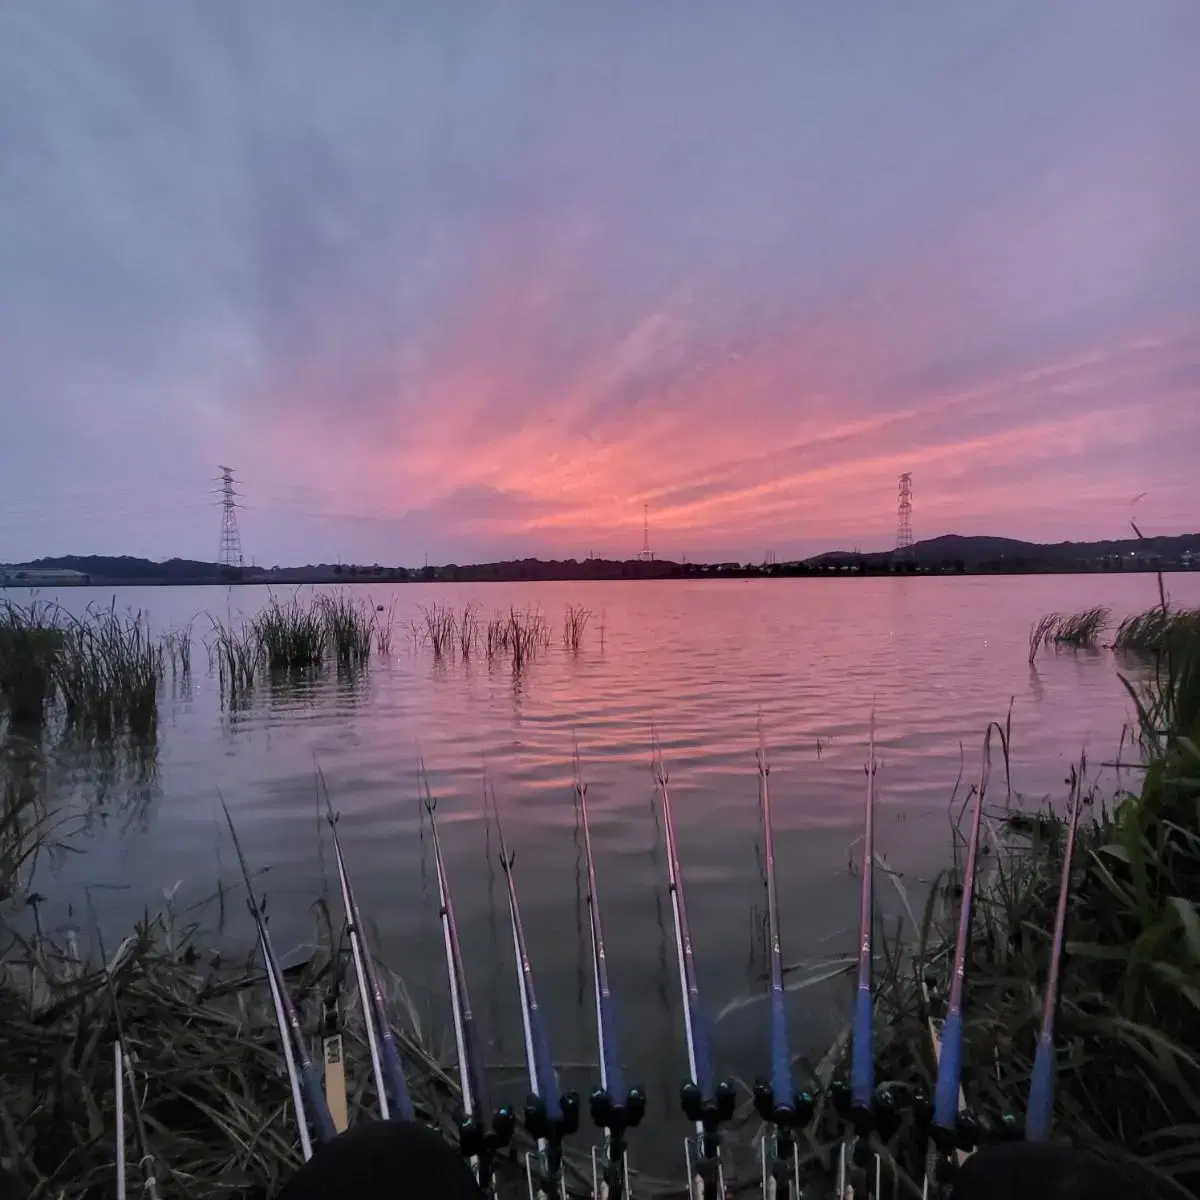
[{"left": 15, "top": 572, "right": 1199, "bottom": 1176}]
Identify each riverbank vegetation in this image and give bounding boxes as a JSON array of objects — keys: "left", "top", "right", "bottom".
[{"left": 893, "top": 601, "right": 1200, "bottom": 1197}]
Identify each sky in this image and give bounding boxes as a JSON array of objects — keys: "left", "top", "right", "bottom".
[{"left": 1, "top": 2, "right": 1198, "bottom": 567}]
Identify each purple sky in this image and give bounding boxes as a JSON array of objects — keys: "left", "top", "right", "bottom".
[{"left": 2, "top": 2, "right": 1197, "bottom": 566}]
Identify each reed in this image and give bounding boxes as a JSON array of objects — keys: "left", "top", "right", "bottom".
[
  {"left": 458, "top": 604, "right": 480, "bottom": 661},
  {"left": 252, "top": 595, "right": 327, "bottom": 671},
  {"left": 485, "top": 614, "right": 509, "bottom": 663},
  {"left": 53, "top": 605, "right": 164, "bottom": 740},
  {"left": 506, "top": 606, "right": 550, "bottom": 672},
  {"left": 319, "top": 594, "right": 373, "bottom": 668},
  {"left": 0, "top": 598, "right": 64, "bottom": 728},
  {"left": 1050, "top": 605, "right": 1109, "bottom": 647},
  {"left": 210, "top": 619, "right": 261, "bottom": 701},
  {"left": 562, "top": 604, "right": 592, "bottom": 654},
  {"left": 1113, "top": 605, "right": 1200, "bottom": 656},
  {"left": 420, "top": 603, "right": 457, "bottom": 661},
  {"left": 372, "top": 597, "right": 397, "bottom": 656}
]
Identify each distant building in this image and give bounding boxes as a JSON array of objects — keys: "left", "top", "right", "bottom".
[{"left": 1, "top": 568, "right": 91, "bottom": 587}]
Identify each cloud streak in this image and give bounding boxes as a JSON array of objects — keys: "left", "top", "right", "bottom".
[{"left": 1, "top": 1, "right": 1197, "bottom": 564}]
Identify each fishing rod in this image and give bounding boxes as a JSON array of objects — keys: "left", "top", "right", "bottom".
[
  {"left": 575, "top": 749, "right": 646, "bottom": 1200},
  {"left": 652, "top": 743, "right": 736, "bottom": 1200},
  {"left": 1024, "top": 779, "right": 1084, "bottom": 1142},
  {"left": 424, "top": 785, "right": 516, "bottom": 1193},
  {"left": 832, "top": 715, "right": 890, "bottom": 1200},
  {"left": 752, "top": 730, "right": 814, "bottom": 1200},
  {"left": 220, "top": 798, "right": 338, "bottom": 1154},
  {"left": 491, "top": 786, "right": 581, "bottom": 1200},
  {"left": 99, "top": 929, "right": 161, "bottom": 1200},
  {"left": 323, "top": 782, "right": 416, "bottom": 1122},
  {"left": 921, "top": 729, "right": 993, "bottom": 1195}
]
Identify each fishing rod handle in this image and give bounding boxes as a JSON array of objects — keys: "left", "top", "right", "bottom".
[
  {"left": 850, "top": 986, "right": 875, "bottom": 1109},
  {"left": 303, "top": 1062, "right": 339, "bottom": 1144},
  {"left": 931, "top": 1010, "right": 963, "bottom": 1130},
  {"left": 1024, "top": 1034, "right": 1056, "bottom": 1142},
  {"left": 379, "top": 1031, "right": 416, "bottom": 1122}
]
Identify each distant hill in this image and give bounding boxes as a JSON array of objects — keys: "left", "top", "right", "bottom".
[
  {"left": 806, "top": 532, "right": 1200, "bottom": 571},
  {"left": 3, "top": 533, "right": 1197, "bottom": 587}
]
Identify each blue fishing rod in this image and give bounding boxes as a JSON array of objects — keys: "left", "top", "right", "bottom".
[
  {"left": 220, "top": 798, "right": 338, "bottom": 1154},
  {"left": 1024, "top": 782, "right": 1083, "bottom": 1142},
  {"left": 575, "top": 750, "right": 646, "bottom": 1200},
  {"left": 425, "top": 789, "right": 516, "bottom": 1194},
  {"left": 830, "top": 717, "right": 905, "bottom": 1199},
  {"left": 921, "top": 729, "right": 993, "bottom": 1194},
  {"left": 653, "top": 745, "right": 737, "bottom": 1200},
  {"left": 752, "top": 731, "right": 814, "bottom": 1200},
  {"left": 323, "top": 786, "right": 415, "bottom": 1122},
  {"left": 491, "top": 788, "right": 581, "bottom": 1199}
]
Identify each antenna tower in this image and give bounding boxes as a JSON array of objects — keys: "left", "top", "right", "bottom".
[
  {"left": 640, "top": 502, "right": 653, "bottom": 562},
  {"left": 896, "top": 473, "right": 913, "bottom": 558},
  {"left": 217, "top": 466, "right": 245, "bottom": 571}
]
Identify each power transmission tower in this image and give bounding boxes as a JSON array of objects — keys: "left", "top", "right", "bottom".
[
  {"left": 895, "top": 473, "right": 913, "bottom": 561},
  {"left": 639, "top": 503, "right": 653, "bottom": 561},
  {"left": 216, "top": 466, "right": 245, "bottom": 572}
]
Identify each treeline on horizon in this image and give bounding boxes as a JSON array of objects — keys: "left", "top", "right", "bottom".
[{"left": 2, "top": 530, "right": 1198, "bottom": 585}]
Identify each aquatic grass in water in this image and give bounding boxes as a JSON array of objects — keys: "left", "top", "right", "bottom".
[
  {"left": 53, "top": 605, "right": 164, "bottom": 740},
  {"left": 319, "top": 594, "right": 373, "bottom": 667},
  {"left": 458, "top": 604, "right": 480, "bottom": 661},
  {"left": 372, "top": 597, "right": 397, "bottom": 656},
  {"left": 211, "top": 619, "right": 261, "bottom": 702},
  {"left": 0, "top": 599, "right": 64, "bottom": 728},
  {"left": 420, "top": 603, "right": 457, "bottom": 660},
  {"left": 252, "top": 595, "right": 327, "bottom": 671},
  {"left": 1113, "top": 605, "right": 1200, "bottom": 656},
  {"left": 1029, "top": 608, "right": 1109, "bottom": 662},
  {"left": 1051, "top": 605, "right": 1109, "bottom": 647},
  {"left": 562, "top": 604, "right": 592, "bottom": 653}
]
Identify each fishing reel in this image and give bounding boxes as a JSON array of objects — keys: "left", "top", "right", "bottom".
[
  {"left": 829, "top": 1080, "right": 906, "bottom": 1199},
  {"left": 680, "top": 1077, "right": 737, "bottom": 1152},
  {"left": 830, "top": 1081, "right": 903, "bottom": 1150},
  {"left": 457, "top": 1103, "right": 517, "bottom": 1164},
  {"left": 590, "top": 1083, "right": 647, "bottom": 1135},
  {"left": 589, "top": 1086, "right": 646, "bottom": 1200},
  {"left": 753, "top": 1081, "right": 816, "bottom": 1133},
  {"left": 523, "top": 1093, "right": 581, "bottom": 1200},
  {"left": 524, "top": 1091, "right": 581, "bottom": 1142},
  {"left": 754, "top": 1083, "right": 816, "bottom": 1198},
  {"left": 678, "top": 1077, "right": 737, "bottom": 1195}
]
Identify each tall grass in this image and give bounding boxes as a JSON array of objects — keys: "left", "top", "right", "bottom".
[
  {"left": 211, "top": 619, "right": 262, "bottom": 702},
  {"left": 319, "top": 594, "right": 373, "bottom": 667},
  {"left": 1113, "top": 606, "right": 1200, "bottom": 656},
  {"left": 372, "top": 597, "right": 397, "bottom": 656},
  {"left": 420, "top": 603, "right": 457, "bottom": 660},
  {"left": 1052, "top": 605, "right": 1109, "bottom": 646},
  {"left": 0, "top": 600, "right": 167, "bottom": 739},
  {"left": 1028, "top": 608, "right": 1109, "bottom": 662},
  {"left": 252, "top": 595, "right": 327, "bottom": 671},
  {"left": 458, "top": 604, "right": 480, "bottom": 661},
  {"left": 0, "top": 599, "right": 64, "bottom": 728},
  {"left": 563, "top": 604, "right": 592, "bottom": 653},
  {"left": 55, "top": 605, "right": 164, "bottom": 739}
]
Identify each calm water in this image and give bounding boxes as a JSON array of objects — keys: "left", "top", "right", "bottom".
[{"left": 18, "top": 573, "right": 1199, "bottom": 1174}]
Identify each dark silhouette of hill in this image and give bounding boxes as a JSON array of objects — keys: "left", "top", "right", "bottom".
[{"left": 2, "top": 532, "right": 1197, "bottom": 586}]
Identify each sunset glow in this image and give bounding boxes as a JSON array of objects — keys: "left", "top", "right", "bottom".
[{"left": 1, "top": 3, "right": 1196, "bottom": 564}]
